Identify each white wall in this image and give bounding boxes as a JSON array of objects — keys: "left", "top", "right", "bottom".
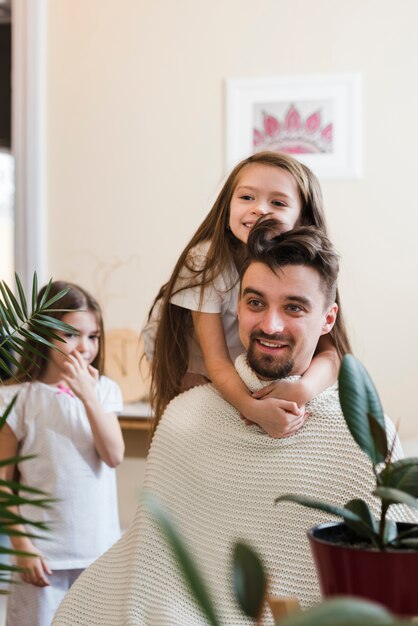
[{"left": 46, "top": 0, "right": 418, "bottom": 450}]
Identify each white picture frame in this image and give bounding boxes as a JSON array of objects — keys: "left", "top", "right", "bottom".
[{"left": 225, "top": 73, "right": 362, "bottom": 180}]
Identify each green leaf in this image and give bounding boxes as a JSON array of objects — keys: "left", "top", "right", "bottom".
[
  {"left": 0, "top": 478, "right": 47, "bottom": 495},
  {"left": 14, "top": 273, "right": 28, "bottom": 318},
  {"left": 29, "top": 322, "right": 64, "bottom": 343},
  {"left": 0, "top": 353, "right": 13, "bottom": 378},
  {"left": 275, "top": 494, "right": 378, "bottom": 544},
  {"left": 359, "top": 360, "right": 385, "bottom": 428},
  {"left": 19, "top": 328, "right": 56, "bottom": 351},
  {"left": 395, "top": 526, "right": 418, "bottom": 543},
  {"left": 232, "top": 542, "right": 267, "bottom": 619},
  {"left": 344, "top": 499, "right": 378, "bottom": 540},
  {"left": 11, "top": 334, "right": 50, "bottom": 361},
  {"left": 379, "top": 459, "right": 418, "bottom": 498},
  {"left": 373, "top": 487, "right": 418, "bottom": 510},
  {"left": 338, "top": 355, "right": 386, "bottom": 465},
  {"left": 367, "top": 413, "right": 388, "bottom": 460},
  {"left": 35, "top": 314, "right": 76, "bottom": 334},
  {"left": 382, "top": 519, "right": 398, "bottom": 544},
  {"left": 36, "top": 278, "right": 52, "bottom": 310},
  {"left": 0, "top": 393, "right": 18, "bottom": 429},
  {"left": 0, "top": 298, "right": 18, "bottom": 330},
  {"left": 41, "top": 287, "right": 70, "bottom": 311},
  {"left": 0, "top": 347, "right": 24, "bottom": 373},
  {"left": 31, "top": 272, "right": 38, "bottom": 313},
  {"left": 0, "top": 281, "right": 23, "bottom": 324},
  {"left": 0, "top": 454, "right": 36, "bottom": 468},
  {"left": 1, "top": 281, "right": 25, "bottom": 322},
  {"left": 142, "top": 491, "right": 222, "bottom": 626},
  {"left": 397, "top": 538, "right": 418, "bottom": 548},
  {"left": 279, "top": 597, "right": 398, "bottom": 626}
]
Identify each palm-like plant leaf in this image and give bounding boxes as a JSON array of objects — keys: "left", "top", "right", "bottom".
[
  {"left": 0, "top": 273, "right": 73, "bottom": 587},
  {"left": 0, "top": 273, "right": 70, "bottom": 357}
]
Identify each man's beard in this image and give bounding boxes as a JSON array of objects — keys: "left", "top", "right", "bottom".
[{"left": 246, "top": 331, "right": 295, "bottom": 379}]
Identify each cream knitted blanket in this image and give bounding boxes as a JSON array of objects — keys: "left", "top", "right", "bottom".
[{"left": 53, "top": 356, "right": 407, "bottom": 625}]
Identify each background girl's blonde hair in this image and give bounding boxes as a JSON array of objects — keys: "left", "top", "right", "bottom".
[{"left": 150, "top": 151, "right": 351, "bottom": 432}]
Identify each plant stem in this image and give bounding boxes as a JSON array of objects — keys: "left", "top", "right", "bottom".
[{"left": 378, "top": 501, "right": 390, "bottom": 550}]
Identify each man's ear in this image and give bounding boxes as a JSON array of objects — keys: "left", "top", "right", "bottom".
[{"left": 321, "top": 302, "right": 338, "bottom": 335}]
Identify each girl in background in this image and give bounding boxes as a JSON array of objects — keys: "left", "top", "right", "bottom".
[
  {"left": 0, "top": 282, "right": 124, "bottom": 626},
  {"left": 143, "top": 151, "right": 351, "bottom": 438}
]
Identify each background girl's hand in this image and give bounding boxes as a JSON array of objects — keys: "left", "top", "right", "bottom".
[
  {"left": 16, "top": 543, "right": 51, "bottom": 587},
  {"left": 241, "top": 398, "right": 307, "bottom": 438},
  {"left": 62, "top": 350, "right": 98, "bottom": 402}
]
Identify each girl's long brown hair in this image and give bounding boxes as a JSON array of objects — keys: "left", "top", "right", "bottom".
[
  {"left": 150, "top": 151, "right": 351, "bottom": 432},
  {"left": 13, "top": 281, "right": 105, "bottom": 383}
]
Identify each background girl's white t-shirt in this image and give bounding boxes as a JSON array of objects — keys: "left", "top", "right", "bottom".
[{"left": 0, "top": 376, "right": 122, "bottom": 569}]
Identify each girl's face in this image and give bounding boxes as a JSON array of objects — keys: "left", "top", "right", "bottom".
[
  {"left": 229, "top": 163, "right": 302, "bottom": 244},
  {"left": 42, "top": 310, "right": 100, "bottom": 383}
]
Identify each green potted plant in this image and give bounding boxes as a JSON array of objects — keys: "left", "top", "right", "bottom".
[
  {"left": 144, "top": 491, "right": 410, "bottom": 626},
  {"left": 276, "top": 354, "right": 418, "bottom": 617},
  {"left": 0, "top": 274, "right": 73, "bottom": 588}
]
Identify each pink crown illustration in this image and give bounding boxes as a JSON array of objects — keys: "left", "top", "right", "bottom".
[{"left": 253, "top": 104, "right": 333, "bottom": 155}]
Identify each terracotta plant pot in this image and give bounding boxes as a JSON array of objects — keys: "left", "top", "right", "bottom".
[{"left": 308, "top": 522, "right": 418, "bottom": 618}]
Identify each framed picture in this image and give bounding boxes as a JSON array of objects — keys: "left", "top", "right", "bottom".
[{"left": 225, "top": 73, "right": 362, "bottom": 180}]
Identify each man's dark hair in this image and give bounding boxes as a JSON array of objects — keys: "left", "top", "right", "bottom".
[{"left": 241, "top": 218, "right": 340, "bottom": 308}]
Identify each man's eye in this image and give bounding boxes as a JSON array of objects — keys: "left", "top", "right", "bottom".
[
  {"left": 247, "top": 299, "right": 264, "bottom": 308},
  {"left": 286, "top": 305, "right": 303, "bottom": 313}
]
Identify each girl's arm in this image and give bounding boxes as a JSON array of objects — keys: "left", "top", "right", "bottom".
[
  {"left": 0, "top": 424, "right": 51, "bottom": 587},
  {"left": 192, "top": 311, "right": 305, "bottom": 438},
  {"left": 62, "top": 351, "right": 125, "bottom": 468},
  {"left": 253, "top": 334, "right": 339, "bottom": 405}
]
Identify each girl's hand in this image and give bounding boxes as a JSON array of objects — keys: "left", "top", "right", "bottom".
[
  {"left": 62, "top": 350, "right": 98, "bottom": 402},
  {"left": 241, "top": 397, "right": 307, "bottom": 438},
  {"left": 252, "top": 379, "right": 311, "bottom": 406},
  {"left": 16, "top": 543, "right": 51, "bottom": 587}
]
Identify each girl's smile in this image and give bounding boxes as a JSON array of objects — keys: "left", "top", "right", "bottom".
[{"left": 229, "top": 163, "right": 302, "bottom": 244}]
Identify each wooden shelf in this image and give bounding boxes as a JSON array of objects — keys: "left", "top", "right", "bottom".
[
  {"left": 118, "top": 417, "right": 151, "bottom": 431},
  {"left": 118, "top": 401, "right": 153, "bottom": 432}
]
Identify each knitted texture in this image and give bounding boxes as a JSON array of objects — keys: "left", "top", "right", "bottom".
[{"left": 53, "top": 356, "right": 409, "bottom": 625}]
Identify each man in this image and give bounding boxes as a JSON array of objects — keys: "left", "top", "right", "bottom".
[{"left": 54, "top": 225, "right": 405, "bottom": 625}]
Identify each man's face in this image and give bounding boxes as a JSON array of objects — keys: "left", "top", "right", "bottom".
[{"left": 238, "top": 262, "right": 338, "bottom": 379}]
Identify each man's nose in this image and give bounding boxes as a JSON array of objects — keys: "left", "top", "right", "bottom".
[{"left": 259, "top": 310, "right": 285, "bottom": 335}]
